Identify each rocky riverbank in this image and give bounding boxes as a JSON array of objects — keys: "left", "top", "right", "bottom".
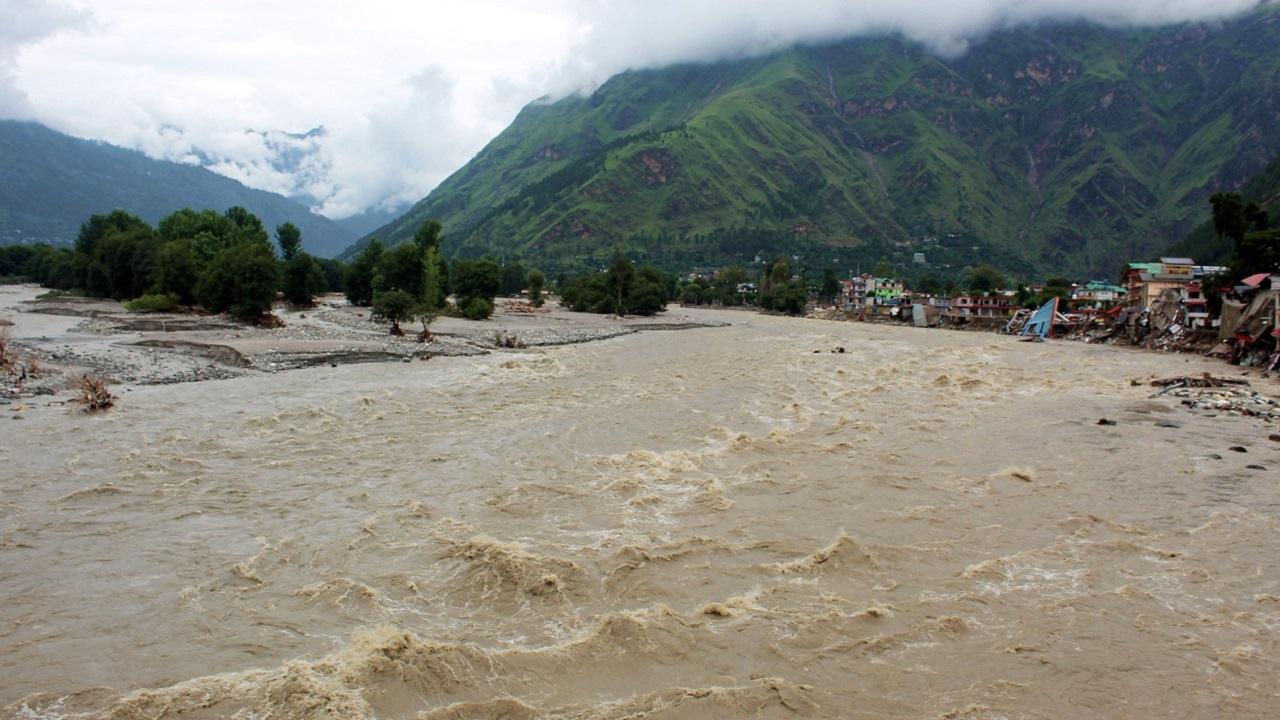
[{"left": 0, "top": 285, "right": 727, "bottom": 407}]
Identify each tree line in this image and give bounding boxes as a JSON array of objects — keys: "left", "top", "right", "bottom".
[
  {"left": 0, "top": 209, "right": 549, "bottom": 329},
  {"left": 0, "top": 207, "right": 341, "bottom": 319}
]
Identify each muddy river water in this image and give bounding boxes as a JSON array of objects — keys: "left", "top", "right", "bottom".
[{"left": 2, "top": 311, "right": 1278, "bottom": 718}]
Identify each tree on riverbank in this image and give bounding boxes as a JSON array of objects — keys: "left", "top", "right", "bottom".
[
  {"left": 16, "top": 206, "right": 339, "bottom": 323},
  {"left": 558, "top": 255, "right": 669, "bottom": 316}
]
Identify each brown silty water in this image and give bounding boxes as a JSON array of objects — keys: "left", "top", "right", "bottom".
[{"left": 2, "top": 311, "right": 1278, "bottom": 719}]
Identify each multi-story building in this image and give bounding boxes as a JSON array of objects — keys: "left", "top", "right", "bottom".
[
  {"left": 948, "top": 293, "right": 1013, "bottom": 318},
  {"left": 1123, "top": 257, "right": 1196, "bottom": 310},
  {"left": 1072, "top": 280, "right": 1128, "bottom": 308}
]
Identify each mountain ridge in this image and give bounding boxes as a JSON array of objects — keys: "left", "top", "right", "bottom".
[
  {"left": 358, "top": 6, "right": 1280, "bottom": 278},
  {"left": 0, "top": 120, "right": 355, "bottom": 258}
]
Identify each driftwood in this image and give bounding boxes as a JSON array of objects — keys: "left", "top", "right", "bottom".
[
  {"left": 493, "top": 332, "right": 526, "bottom": 349},
  {"left": 1149, "top": 373, "right": 1251, "bottom": 389},
  {"left": 72, "top": 375, "right": 116, "bottom": 412},
  {"left": 0, "top": 329, "right": 14, "bottom": 374}
]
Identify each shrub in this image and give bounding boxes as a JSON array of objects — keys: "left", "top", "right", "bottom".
[
  {"left": 124, "top": 293, "right": 180, "bottom": 313},
  {"left": 463, "top": 296, "right": 494, "bottom": 320}
]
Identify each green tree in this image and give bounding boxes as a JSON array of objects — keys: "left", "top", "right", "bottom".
[
  {"left": 605, "top": 253, "right": 636, "bottom": 316},
  {"left": 196, "top": 241, "right": 280, "bottom": 321},
  {"left": 282, "top": 253, "right": 327, "bottom": 306},
  {"left": 345, "top": 238, "right": 383, "bottom": 306},
  {"left": 371, "top": 289, "right": 416, "bottom": 335},
  {"left": 872, "top": 258, "right": 895, "bottom": 278},
  {"left": 412, "top": 219, "right": 443, "bottom": 255},
  {"left": 378, "top": 243, "right": 424, "bottom": 297},
  {"left": 413, "top": 220, "right": 450, "bottom": 303},
  {"left": 527, "top": 269, "right": 546, "bottom": 307},
  {"left": 315, "top": 257, "right": 347, "bottom": 292},
  {"left": 224, "top": 206, "right": 271, "bottom": 249},
  {"left": 966, "top": 264, "right": 1005, "bottom": 293},
  {"left": 1210, "top": 192, "right": 1248, "bottom": 245},
  {"left": 777, "top": 281, "right": 808, "bottom": 315},
  {"left": 499, "top": 261, "right": 526, "bottom": 296},
  {"left": 421, "top": 245, "right": 446, "bottom": 310},
  {"left": 453, "top": 257, "right": 501, "bottom": 311},
  {"left": 820, "top": 266, "right": 840, "bottom": 304},
  {"left": 150, "top": 239, "right": 198, "bottom": 304},
  {"left": 759, "top": 257, "right": 792, "bottom": 310},
  {"left": 275, "top": 222, "right": 302, "bottom": 261}
]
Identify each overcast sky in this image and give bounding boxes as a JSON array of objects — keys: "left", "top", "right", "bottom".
[{"left": 1, "top": 0, "right": 1266, "bottom": 219}]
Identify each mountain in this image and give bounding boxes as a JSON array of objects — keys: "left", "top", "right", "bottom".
[
  {"left": 361, "top": 7, "right": 1280, "bottom": 278},
  {"left": 334, "top": 204, "right": 409, "bottom": 237},
  {"left": 0, "top": 121, "right": 355, "bottom": 257}
]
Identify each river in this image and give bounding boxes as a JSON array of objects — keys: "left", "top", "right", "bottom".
[{"left": 2, "top": 310, "right": 1277, "bottom": 718}]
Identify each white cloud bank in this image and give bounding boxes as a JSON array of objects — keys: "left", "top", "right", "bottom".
[{"left": 1, "top": 0, "right": 1268, "bottom": 218}]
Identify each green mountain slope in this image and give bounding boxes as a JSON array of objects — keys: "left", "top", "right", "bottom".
[
  {"left": 363, "top": 7, "right": 1280, "bottom": 278},
  {"left": 0, "top": 121, "right": 355, "bottom": 258}
]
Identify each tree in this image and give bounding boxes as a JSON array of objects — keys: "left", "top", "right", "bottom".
[
  {"left": 527, "top": 269, "right": 546, "bottom": 307},
  {"left": 872, "top": 258, "right": 895, "bottom": 278},
  {"left": 453, "top": 258, "right": 501, "bottom": 310},
  {"left": 195, "top": 241, "right": 280, "bottom": 321},
  {"left": 224, "top": 206, "right": 270, "bottom": 249},
  {"left": 372, "top": 289, "right": 416, "bottom": 335},
  {"left": 966, "top": 264, "right": 1005, "bottom": 293},
  {"left": 150, "top": 239, "right": 198, "bottom": 304},
  {"left": 759, "top": 257, "right": 792, "bottom": 310},
  {"left": 820, "top": 267, "right": 840, "bottom": 304},
  {"left": 499, "top": 261, "right": 527, "bottom": 296},
  {"left": 605, "top": 253, "right": 636, "bottom": 316},
  {"left": 1210, "top": 192, "right": 1248, "bottom": 245},
  {"left": 421, "top": 245, "right": 446, "bottom": 310},
  {"left": 378, "top": 243, "right": 424, "bottom": 297},
  {"left": 628, "top": 265, "right": 669, "bottom": 316},
  {"left": 413, "top": 220, "right": 450, "bottom": 304},
  {"left": 776, "top": 281, "right": 807, "bottom": 315},
  {"left": 275, "top": 222, "right": 302, "bottom": 261},
  {"left": 345, "top": 238, "right": 383, "bottom": 306},
  {"left": 282, "top": 253, "right": 327, "bottom": 306},
  {"left": 412, "top": 220, "right": 443, "bottom": 255}
]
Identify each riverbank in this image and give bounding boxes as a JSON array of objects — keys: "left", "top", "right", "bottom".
[{"left": 0, "top": 284, "right": 727, "bottom": 407}]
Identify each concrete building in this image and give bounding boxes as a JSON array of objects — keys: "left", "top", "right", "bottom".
[{"left": 948, "top": 293, "right": 1013, "bottom": 318}]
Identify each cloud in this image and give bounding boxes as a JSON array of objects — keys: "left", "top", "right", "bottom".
[
  {"left": 4, "top": 0, "right": 1269, "bottom": 219},
  {"left": 0, "top": 0, "right": 90, "bottom": 118},
  {"left": 552, "top": 0, "right": 1266, "bottom": 90}
]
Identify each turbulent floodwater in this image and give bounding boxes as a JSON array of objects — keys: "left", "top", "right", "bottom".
[{"left": 2, "top": 311, "right": 1279, "bottom": 719}]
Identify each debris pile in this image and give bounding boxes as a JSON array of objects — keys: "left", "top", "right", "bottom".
[
  {"left": 1168, "top": 386, "right": 1280, "bottom": 421},
  {"left": 72, "top": 374, "right": 116, "bottom": 412},
  {"left": 493, "top": 332, "right": 526, "bottom": 349},
  {"left": 1147, "top": 374, "right": 1251, "bottom": 389}
]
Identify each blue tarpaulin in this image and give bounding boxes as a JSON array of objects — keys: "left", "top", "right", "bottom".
[{"left": 1022, "top": 298, "right": 1059, "bottom": 338}]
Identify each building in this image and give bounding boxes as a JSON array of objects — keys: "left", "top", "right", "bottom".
[
  {"left": 1072, "top": 280, "right": 1128, "bottom": 308},
  {"left": 866, "top": 277, "right": 905, "bottom": 315},
  {"left": 947, "top": 293, "right": 1013, "bottom": 319},
  {"left": 1123, "top": 257, "right": 1196, "bottom": 311},
  {"left": 1183, "top": 281, "right": 1211, "bottom": 329}
]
